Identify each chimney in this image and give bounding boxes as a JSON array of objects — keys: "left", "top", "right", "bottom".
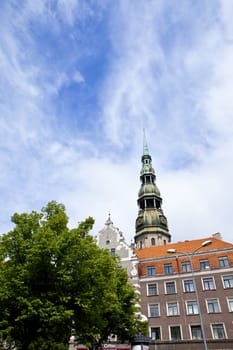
[{"left": 212, "top": 232, "right": 222, "bottom": 240}]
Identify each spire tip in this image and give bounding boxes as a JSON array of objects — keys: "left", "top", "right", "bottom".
[{"left": 143, "top": 129, "right": 149, "bottom": 156}]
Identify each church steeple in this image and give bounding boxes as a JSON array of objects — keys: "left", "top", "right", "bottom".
[{"left": 135, "top": 131, "right": 171, "bottom": 248}]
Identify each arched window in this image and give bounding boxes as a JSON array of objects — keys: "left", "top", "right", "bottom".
[{"left": 151, "top": 238, "right": 155, "bottom": 246}]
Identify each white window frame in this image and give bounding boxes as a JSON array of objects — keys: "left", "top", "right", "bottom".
[
  {"left": 211, "top": 323, "right": 227, "bottom": 339},
  {"left": 150, "top": 326, "right": 161, "bottom": 340},
  {"left": 206, "top": 298, "right": 221, "bottom": 313},
  {"left": 169, "top": 325, "right": 182, "bottom": 340},
  {"left": 202, "top": 276, "right": 216, "bottom": 290},
  {"left": 167, "top": 301, "right": 179, "bottom": 316},
  {"left": 186, "top": 300, "right": 199, "bottom": 315},
  {"left": 222, "top": 275, "right": 233, "bottom": 289},
  {"left": 148, "top": 303, "right": 160, "bottom": 317},
  {"left": 189, "top": 324, "right": 203, "bottom": 340},
  {"left": 147, "top": 283, "right": 158, "bottom": 296},
  {"left": 227, "top": 297, "right": 233, "bottom": 312},
  {"left": 183, "top": 279, "right": 195, "bottom": 292},
  {"left": 165, "top": 281, "right": 177, "bottom": 294}
]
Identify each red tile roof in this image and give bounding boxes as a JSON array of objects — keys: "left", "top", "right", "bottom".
[{"left": 135, "top": 236, "right": 233, "bottom": 260}]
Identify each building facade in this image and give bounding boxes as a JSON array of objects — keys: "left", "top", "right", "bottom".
[
  {"left": 133, "top": 134, "right": 233, "bottom": 349},
  {"left": 95, "top": 213, "right": 135, "bottom": 276},
  {"left": 136, "top": 237, "right": 233, "bottom": 349},
  {"left": 95, "top": 213, "right": 143, "bottom": 344},
  {"left": 96, "top": 133, "right": 233, "bottom": 349}
]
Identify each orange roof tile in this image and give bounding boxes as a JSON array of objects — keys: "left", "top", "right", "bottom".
[{"left": 135, "top": 237, "right": 233, "bottom": 260}]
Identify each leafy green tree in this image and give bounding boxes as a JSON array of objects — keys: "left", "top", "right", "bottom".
[{"left": 0, "top": 201, "right": 145, "bottom": 350}]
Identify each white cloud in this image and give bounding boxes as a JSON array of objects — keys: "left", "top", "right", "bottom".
[
  {"left": 220, "top": 0, "right": 233, "bottom": 40},
  {"left": 1, "top": 0, "right": 233, "bottom": 249},
  {"left": 73, "top": 70, "right": 85, "bottom": 83},
  {"left": 100, "top": 3, "right": 165, "bottom": 147},
  {"left": 57, "top": 0, "right": 81, "bottom": 25},
  {"left": 96, "top": 0, "right": 233, "bottom": 243}
]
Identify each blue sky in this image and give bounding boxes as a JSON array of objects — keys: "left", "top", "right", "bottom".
[{"left": 1, "top": 0, "right": 233, "bottom": 244}]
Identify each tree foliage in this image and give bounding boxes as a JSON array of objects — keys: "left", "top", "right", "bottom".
[{"left": 0, "top": 201, "right": 146, "bottom": 350}]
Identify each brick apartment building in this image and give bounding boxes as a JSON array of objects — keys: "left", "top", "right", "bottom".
[{"left": 136, "top": 236, "right": 233, "bottom": 349}]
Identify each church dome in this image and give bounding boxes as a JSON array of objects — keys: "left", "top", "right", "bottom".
[
  {"left": 140, "top": 164, "right": 155, "bottom": 175},
  {"left": 138, "top": 183, "right": 160, "bottom": 197},
  {"left": 136, "top": 209, "right": 168, "bottom": 231}
]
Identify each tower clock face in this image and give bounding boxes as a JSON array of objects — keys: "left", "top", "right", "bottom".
[
  {"left": 160, "top": 216, "right": 167, "bottom": 225},
  {"left": 137, "top": 216, "right": 143, "bottom": 225}
]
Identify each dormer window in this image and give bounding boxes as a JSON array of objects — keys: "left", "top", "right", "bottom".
[
  {"left": 147, "top": 266, "right": 156, "bottom": 276},
  {"left": 164, "top": 263, "right": 173, "bottom": 274},
  {"left": 200, "top": 259, "right": 210, "bottom": 270},
  {"left": 219, "top": 256, "right": 229, "bottom": 268},
  {"left": 182, "top": 261, "right": 191, "bottom": 272}
]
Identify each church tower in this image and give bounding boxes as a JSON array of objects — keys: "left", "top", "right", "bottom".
[{"left": 135, "top": 131, "right": 171, "bottom": 248}]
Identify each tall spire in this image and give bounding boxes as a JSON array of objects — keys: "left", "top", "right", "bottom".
[
  {"left": 143, "top": 128, "right": 149, "bottom": 156},
  {"left": 135, "top": 131, "right": 171, "bottom": 249}
]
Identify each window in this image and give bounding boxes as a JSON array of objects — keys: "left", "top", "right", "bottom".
[
  {"left": 181, "top": 261, "right": 191, "bottom": 272},
  {"left": 147, "top": 266, "right": 156, "bottom": 276},
  {"left": 200, "top": 259, "right": 210, "bottom": 270},
  {"left": 183, "top": 279, "right": 195, "bottom": 292},
  {"left": 164, "top": 263, "right": 173, "bottom": 274},
  {"left": 170, "top": 326, "right": 181, "bottom": 340},
  {"left": 202, "top": 277, "right": 215, "bottom": 290},
  {"left": 110, "top": 248, "right": 115, "bottom": 256},
  {"left": 167, "top": 302, "right": 179, "bottom": 316},
  {"left": 151, "top": 238, "right": 155, "bottom": 246},
  {"left": 151, "top": 327, "right": 161, "bottom": 340},
  {"left": 223, "top": 275, "right": 233, "bottom": 288},
  {"left": 211, "top": 324, "right": 226, "bottom": 339},
  {"left": 219, "top": 256, "right": 229, "bottom": 268},
  {"left": 227, "top": 297, "right": 233, "bottom": 312},
  {"left": 165, "top": 281, "right": 176, "bottom": 294},
  {"left": 190, "top": 325, "right": 202, "bottom": 340},
  {"left": 186, "top": 300, "right": 198, "bottom": 315},
  {"left": 149, "top": 304, "right": 159, "bottom": 317},
  {"left": 207, "top": 299, "right": 220, "bottom": 313},
  {"left": 148, "top": 283, "right": 158, "bottom": 296}
]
